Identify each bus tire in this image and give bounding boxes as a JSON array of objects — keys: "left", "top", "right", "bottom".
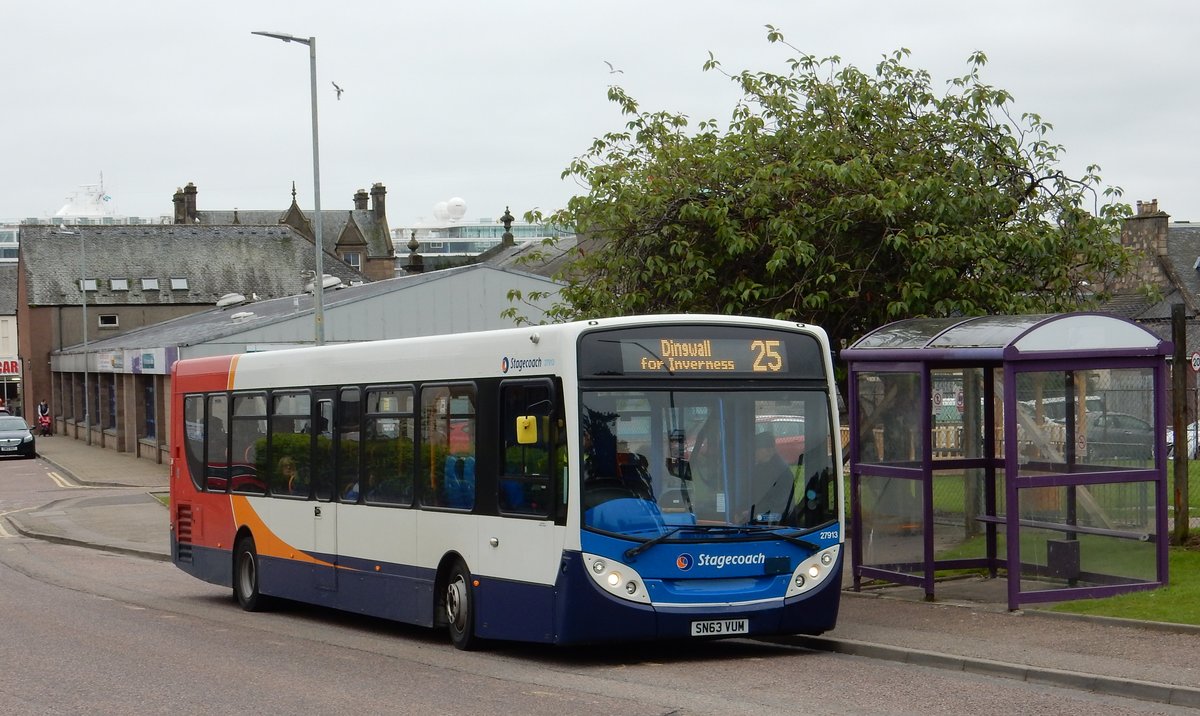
[
  {"left": 445, "top": 560, "right": 480, "bottom": 651},
  {"left": 234, "top": 536, "right": 267, "bottom": 612}
]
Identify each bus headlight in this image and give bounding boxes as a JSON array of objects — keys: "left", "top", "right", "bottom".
[
  {"left": 786, "top": 545, "right": 840, "bottom": 598},
  {"left": 582, "top": 553, "right": 651, "bottom": 604}
]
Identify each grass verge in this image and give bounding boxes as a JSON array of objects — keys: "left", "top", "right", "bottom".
[{"left": 1045, "top": 545, "right": 1200, "bottom": 625}]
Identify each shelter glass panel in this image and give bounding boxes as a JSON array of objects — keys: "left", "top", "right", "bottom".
[
  {"left": 855, "top": 371, "right": 921, "bottom": 465},
  {"left": 1015, "top": 483, "right": 1158, "bottom": 592},
  {"left": 931, "top": 368, "right": 986, "bottom": 461},
  {"left": 858, "top": 474, "right": 923, "bottom": 573},
  {"left": 1015, "top": 368, "right": 1156, "bottom": 476},
  {"left": 928, "top": 467, "right": 992, "bottom": 559}
]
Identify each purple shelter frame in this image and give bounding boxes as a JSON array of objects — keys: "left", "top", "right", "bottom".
[{"left": 842, "top": 314, "right": 1171, "bottom": 610}]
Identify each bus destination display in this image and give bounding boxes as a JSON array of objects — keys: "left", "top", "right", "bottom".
[{"left": 622, "top": 338, "right": 786, "bottom": 374}]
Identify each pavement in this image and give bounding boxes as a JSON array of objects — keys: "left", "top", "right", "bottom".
[{"left": 7, "top": 437, "right": 1200, "bottom": 709}]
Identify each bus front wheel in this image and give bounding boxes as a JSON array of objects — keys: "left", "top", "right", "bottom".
[
  {"left": 234, "top": 537, "right": 266, "bottom": 612},
  {"left": 445, "top": 560, "right": 479, "bottom": 650}
]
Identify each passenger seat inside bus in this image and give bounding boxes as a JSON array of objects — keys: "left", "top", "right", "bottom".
[{"left": 444, "top": 455, "right": 475, "bottom": 508}]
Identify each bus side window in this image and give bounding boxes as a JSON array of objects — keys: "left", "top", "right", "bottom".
[
  {"left": 421, "top": 385, "right": 475, "bottom": 510},
  {"left": 270, "top": 391, "right": 312, "bottom": 497},
  {"left": 499, "top": 381, "right": 552, "bottom": 517},
  {"left": 205, "top": 394, "right": 229, "bottom": 492},
  {"left": 337, "top": 388, "right": 362, "bottom": 504},
  {"left": 183, "top": 395, "right": 206, "bottom": 491},
  {"left": 230, "top": 393, "right": 267, "bottom": 496},
  {"left": 362, "top": 387, "right": 414, "bottom": 505}
]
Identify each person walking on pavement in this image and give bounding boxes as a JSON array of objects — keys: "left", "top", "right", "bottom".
[{"left": 37, "top": 399, "right": 51, "bottom": 436}]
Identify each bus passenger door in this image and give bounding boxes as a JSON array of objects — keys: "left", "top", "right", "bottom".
[
  {"left": 476, "top": 380, "right": 563, "bottom": 638},
  {"left": 312, "top": 392, "right": 338, "bottom": 591}
]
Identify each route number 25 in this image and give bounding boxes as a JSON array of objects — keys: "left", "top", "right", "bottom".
[{"left": 750, "top": 340, "right": 782, "bottom": 372}]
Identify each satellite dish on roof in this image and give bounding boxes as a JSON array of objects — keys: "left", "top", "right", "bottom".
[
  {"left": 433, "top": 201, "right": 450, "bottom": 221},
  {"left": 216, "top": 292, "right": 246, "bottom": 308},
  {"left": 447, "top": 197, "right": 466, "bottom": 221}
]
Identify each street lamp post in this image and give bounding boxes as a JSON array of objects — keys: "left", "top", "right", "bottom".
[{"left": 252, "top": 30, "right": 325, "bottom": 346}]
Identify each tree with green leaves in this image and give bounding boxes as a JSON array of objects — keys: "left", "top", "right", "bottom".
[{"left": 509, "top": 26, "right": 1133, "bottom": 352}]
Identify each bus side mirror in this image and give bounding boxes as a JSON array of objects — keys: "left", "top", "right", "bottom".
[{"left": 516, "top": 416, "right": 538, "bottom": 445}]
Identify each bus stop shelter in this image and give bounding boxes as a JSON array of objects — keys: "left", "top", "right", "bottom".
[{"left": 842, "top": 314, "right": 1171, "bottom": 610}]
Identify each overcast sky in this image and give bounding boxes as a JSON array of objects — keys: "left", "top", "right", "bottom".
[{"left": 4, "top": 0, "right": 1198, "bottom": 225}]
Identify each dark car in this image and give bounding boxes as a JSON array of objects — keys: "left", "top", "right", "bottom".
[
  {"left": 0, "top": 415, "right": 37, "bottom": 459},
  {"left": 756, "top": 415, "right": 805, "bottom": 464},
  {"left": 1086, "top": 412, "right": 1154, "bottom": 460}
]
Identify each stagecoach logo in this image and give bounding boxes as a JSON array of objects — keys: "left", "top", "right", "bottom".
[
  {"left": 501, "top": 356, "right": 549, "bottom": 374},
  {"left": 680, "top": 552, "right": 768, "bottom": 570}
]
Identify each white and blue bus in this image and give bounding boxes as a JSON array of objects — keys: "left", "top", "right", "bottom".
[{"left": 169, "top": 314, "right": 844, "bottom": 648}]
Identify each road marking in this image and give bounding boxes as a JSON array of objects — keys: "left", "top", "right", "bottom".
[
  {"left": 0, "top": 507, "right": 34, "bottom": 538},
  {"left": 47, "top": 471, "right": 82, "bottom": 489}
]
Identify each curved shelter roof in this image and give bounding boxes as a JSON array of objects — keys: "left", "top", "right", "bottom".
[{"left": 843, "top": 313, "right": 1171, "bottom": 363}]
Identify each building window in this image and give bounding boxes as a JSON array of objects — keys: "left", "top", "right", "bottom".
[
  {"left": 79, "top": 279, "right": 98, "bottom": 291},
  {"left": 110, "top": 278, "right": 129, "bottom": 291},
  {"left": 343, "top": 251, "right": 362, "bottom": 270},
  {"left": 141, "top": 278, "right": 159, "bottom": 291},
  {"left": 105, "top": 379, "right": 116, "bottom": 430},
  {"left": 170, "top": 277, "right": 188, "bottom": 290},
  {"left": 98, "top": 314, "right": 119, "bottom": 329},
  {"left": 143, "top": 381, "right": 156, "bottom": 440}
]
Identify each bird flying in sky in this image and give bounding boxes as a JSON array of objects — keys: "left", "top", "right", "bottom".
[
  {"left": 332, "top": 81, "right": 344, "bottom": 100},
  {"left": 604, "top": 60, "right": 623, "bottom": 74}
]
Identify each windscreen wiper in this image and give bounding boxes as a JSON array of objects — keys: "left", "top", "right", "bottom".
[{"left": 624, "top": 527, "right": 683, "bottom": 560}]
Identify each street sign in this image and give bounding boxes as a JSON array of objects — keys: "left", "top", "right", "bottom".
[{"left": 1191, "top": 351, "right": 1200, "bottom": 373}]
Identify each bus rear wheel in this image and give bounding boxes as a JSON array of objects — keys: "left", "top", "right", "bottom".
[
  {"left": 445, "top": 561, "right": 479, "bottom": 650},
  {"left": 234, "top": 537, "right": 266, "bottom": 611}
]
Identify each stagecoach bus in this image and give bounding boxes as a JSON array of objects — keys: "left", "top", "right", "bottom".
[{"left": 169, "top": 315, "right": 844, "bottom": 648}]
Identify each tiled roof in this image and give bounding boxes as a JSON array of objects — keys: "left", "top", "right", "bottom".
[
  {"left": 19, "top": 224, "right": 362, "bottom": 307},
  {"left": 0, "top": 262, "right": 16, "bottom": 311},
  {"left": 1105, "top": 223, "right": 1200, "bottom": 355},
  {"left": 197, "top": 208, "right": 393, "bottom": 260},
  {"left": 63, "top": 263, "right": 561, "bottom": 352},
  {"left": 0, "top": 263, "right": 17, "bottom": 314},
  {"left": 486, "top": 233, "right": 599, "bottom": 279}
]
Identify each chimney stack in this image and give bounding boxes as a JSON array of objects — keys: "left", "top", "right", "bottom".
[
  {"left": 183, "top": 182, "right": 198, "bottom": 223},
  {"left": 353, "top": 188, "right": 368, "bottom": 211},
  {"left": 172, "top": 187, "right": 186, "bottom": 224},
  {"left": 370, "top": 183, "right": 387, "bottom": 220}
]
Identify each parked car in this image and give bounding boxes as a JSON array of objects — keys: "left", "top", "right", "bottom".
[
  {"left": 1166, "top": 421, "right": 1200, "bottom": 459},
  {"left": 1086, "top": 412, "right": 1154, "bottom": 460},
  {"left": 756, "top": 415, "right": 806, "bottom": 464},
  {"left": 0, "top": 415, "right": 37, "bottom": 459}
]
